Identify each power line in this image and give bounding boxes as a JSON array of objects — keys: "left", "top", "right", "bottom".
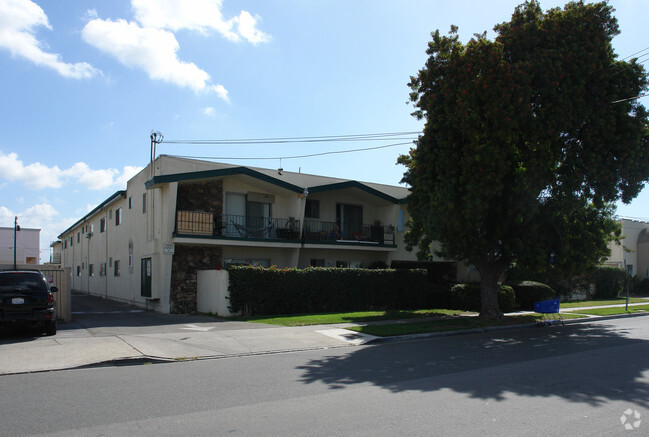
[
  {"left": 162, "top": 131, "right": 419, "bottom": 145},
  {"left": 170, "top": 141, "right": 414, "bottom": 161},
  {"left": 619, "top": 45, "right": 649, "bottom": 62},
  {"left": 612, "top": 93, "right": 649, "bottom": 104}
]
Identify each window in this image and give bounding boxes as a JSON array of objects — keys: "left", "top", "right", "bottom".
[
  {"left": 64, "top": 240, "right": 67, "bottom": 249},
  {"left": 305, "top": 199, "right": 320, "bottom": 218},
  {"left": 128, "top": 197, "right": 133, "bottom": 209},
  {"left": 310, "top": 259, "right": 325, "bottom": 267},
  {"left": 114, "top": 260, "right": 121, "bottom": 277},
  {"left": 77, "top": 232, "right": 80, "bottom": 243},
  {"left": 100, "top": 218, "right": 106, "bottom": 233},
  {"left": 100, "top": 263, "right": 107, "bottom": 276},
  {"left": 76, "top": 266, "right": 81, "bottom": 276},
  {"left": 70, "top": 236, "right": 73, "bottom": 247},
  {"left": 89, "top": 264, "right": 94, "bottom": 277},
  {"left": 128, "top": 254, "right": 133, "bottom": 268},
  {"left": 115, "top": 208, "right": 122, "bottom": 226},
  {"left": 142, "top": 193, "right": 147, "bottom": 213}
]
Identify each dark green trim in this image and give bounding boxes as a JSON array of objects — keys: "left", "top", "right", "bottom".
[
  {"left": 57, "top": 190, "right": 126, "bottom": 238},
  {"left": 146, "top": 167, "right": 408, "bottom": 203},
  {"left": 307, "top": 181, "right": 403, "bottom": 204},
  {"left": 146, "top": 167, "right": 304, "bottom": 193}
]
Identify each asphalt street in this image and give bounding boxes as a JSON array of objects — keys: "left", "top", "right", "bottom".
[{"left": 0, "top": 315, "right": 647, "bottom": 436}]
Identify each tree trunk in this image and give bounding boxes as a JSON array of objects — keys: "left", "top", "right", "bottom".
[{"left": 478, "top": 263, "right": 505, "bottom": 320}]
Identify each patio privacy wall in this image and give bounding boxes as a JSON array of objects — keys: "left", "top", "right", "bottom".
[{"left": 197, "top": 270, "right": 233, "bottom": 316}]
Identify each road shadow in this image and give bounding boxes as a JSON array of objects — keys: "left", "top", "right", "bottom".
[
  {"left": 297, "top": 320, "right": 649, "bottom": 407},
  {"left": 0, "top": 326, "right": 48, "bottom": 342}
]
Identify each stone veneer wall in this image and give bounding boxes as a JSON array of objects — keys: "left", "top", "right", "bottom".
[
  {"left": 170, "top": 245, "right": 222, "bottom": 313},
  {"left": 176, "top": 180, "right": 223, "bottom": 214},
  {"left": 171, "top": 180, "right": 224, "bottom": 313}
]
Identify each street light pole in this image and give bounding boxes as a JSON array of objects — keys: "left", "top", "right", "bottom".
[{"left": 13, "top": 216, "right": 20, "bottom": 270}]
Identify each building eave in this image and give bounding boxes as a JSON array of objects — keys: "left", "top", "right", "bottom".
[
  {"left": 57, "top": 190, "right": 126, "bottom": 238},
  {"left": 145, "top": 167, "right": 304, "bottom": 193}
]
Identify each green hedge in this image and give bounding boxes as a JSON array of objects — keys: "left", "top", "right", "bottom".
[
  {"left": 507, "top": 280, "right": 556, "bottom": 310},
  {"left": 449, "top": 283, "right": 516, "bottom": 313},
  {"left": 228, "top": 266, "right": 441, "bottom": 316},
  {"left": 591, "top": 266, "right": 625, "bottom": 299}
]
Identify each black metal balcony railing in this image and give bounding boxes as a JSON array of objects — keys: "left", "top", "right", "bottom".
[
  {"left": 303, "top": 219, "right": 395, "bottom": 245},
  {"left": 175, "top": 211, "right": 394, "bottom": 245},
  {"left": 176, "top": 211, "right": 300, "bottom": 241}
]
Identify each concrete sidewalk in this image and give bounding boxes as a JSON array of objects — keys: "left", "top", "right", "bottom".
[
  {"left": 1, "top": 294, "right": 647, "bottom": 375},
  {"left": 0, "top": 319, "right": 374, "bottom": 375}
]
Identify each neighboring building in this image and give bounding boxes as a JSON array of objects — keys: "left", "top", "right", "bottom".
[
  {"left": 58, "top": 155, "right": 442, "bottom": 313},
  {"left": 49, "top": 240, "right": 62, "bottom": 265},
  {"left": 606, "top": 218, "right": 649, "bottom": 279},
  {"left": 0, "top": 225, "right": 40, "bottom": 265}
]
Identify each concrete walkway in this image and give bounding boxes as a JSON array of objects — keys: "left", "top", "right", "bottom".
[{"left": 1, "top": 293, "right": 647, "bottom": 375}]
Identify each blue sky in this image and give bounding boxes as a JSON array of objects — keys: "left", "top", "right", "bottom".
[{"left": 0, "top": 0, "right": 647, "bottom": 262}]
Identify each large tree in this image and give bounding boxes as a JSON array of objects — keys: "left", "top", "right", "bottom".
[{"left": 400, "top": 1, "right": 649, "bottom": 319}]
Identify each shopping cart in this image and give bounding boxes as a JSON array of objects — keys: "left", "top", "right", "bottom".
[{"left": 534, "top": 298, "right": 564, "bottom": 326}]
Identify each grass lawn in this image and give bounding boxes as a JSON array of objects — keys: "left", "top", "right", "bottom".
[
  {"left": 347, "top": 313, "right": 586, "bottom": 337},
  {"left": 567, "top": 304, "right": 649, "bottom": 316},
  {"left": 560, "top": 297, "right": 648, "bottom": 308},
  {"left": 230, "top": 309, "right": 468, "bottom": 327},
  {"left": 224, "top": 298, "right": 649, "bottom": 337}
]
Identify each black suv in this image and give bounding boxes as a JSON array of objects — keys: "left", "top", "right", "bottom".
[{"left": 0, "top": 270, "right": 58, "bottom": 336}]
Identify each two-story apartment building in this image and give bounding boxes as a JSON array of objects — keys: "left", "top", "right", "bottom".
[{"left": 58, "top": 155, "right": 429, "bottom": 313}]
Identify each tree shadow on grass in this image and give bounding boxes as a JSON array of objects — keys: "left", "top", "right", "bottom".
[{"left": 298, "top": 319, "right": 649, "bottom": 407}]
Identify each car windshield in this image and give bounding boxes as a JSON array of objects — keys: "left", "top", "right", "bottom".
[{"left": 0, "top": 273, "right": 47, "bottom": 292}]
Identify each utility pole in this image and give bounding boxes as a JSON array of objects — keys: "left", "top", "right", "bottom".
[
  {"left": 13, "top": 216, "right": 20, "bottom": 270},
  {"left": 150, "top": 131, "right": 163, "bottom": 178}
]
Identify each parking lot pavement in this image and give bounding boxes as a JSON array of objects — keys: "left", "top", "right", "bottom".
[{"left": 0, "top": 292, "right": 355, "bottom": 375}]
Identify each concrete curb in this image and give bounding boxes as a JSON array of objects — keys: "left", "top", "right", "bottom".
[{"left": 363, "top": 310, "right": 649, "bottom": 345}]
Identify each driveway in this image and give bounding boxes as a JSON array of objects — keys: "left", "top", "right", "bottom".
[
  {"left": 69, "top": 291, "right": 270, "bottom": 335},
  {"left": 0, "top": 292, "right": 357, "bottom": 375}
]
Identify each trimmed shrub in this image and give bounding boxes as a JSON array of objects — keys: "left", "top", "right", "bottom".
[
  {"left": 227, "top": 266, "right": 434, "bottom": 316},
  {"left": 633, "top": 277, "right": 649, "bottom": 296},
  {"left": 449, "top": 283, "right": 516, "bottom": 313},
  {"left": 591, "top": 266, "right": 625, "bottom": 299},
  {"left": 507, "top": 280, "right": 556, "bottom": 310}
]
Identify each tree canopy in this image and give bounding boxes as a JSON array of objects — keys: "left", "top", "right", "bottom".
[{"left": 400, "top": 0, "right": 649, "bottom": 319}]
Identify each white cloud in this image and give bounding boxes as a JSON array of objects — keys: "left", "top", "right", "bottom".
[
  {"left": 0, "top": 0, "right": 101, "bottom": 79},
  {"left": 203, "top": 106, "right": 216, "bottom": 116},
  {"left": 234, "top": 11, "right": 270, "bottom": 45},
  {"left": 115, "top": 165, "right": 144, "bottom": 188},
  {"left": 0, "top": 152, "right": 63, "bottom": 189},
  {"left": 61, "top": 162, "right": 119, "bottom": 190},
  {"left": 0, "top": 152, "right": 143, "bottom": 191},
  {"left": 22, "top": 203, "right": 59, "bottom": 226},
  {"left": 131, "top": 0, "right": 270, "bottom": 44},
  {"left": 82, "top": 18, "right": 230, "bottom": 100}
]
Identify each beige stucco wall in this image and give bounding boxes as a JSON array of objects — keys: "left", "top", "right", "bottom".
[{"left": 606, "top": 219, "right": 649, "bottom": 278}]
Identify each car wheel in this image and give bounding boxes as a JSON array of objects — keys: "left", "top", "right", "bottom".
[{"left": 44, "top": 320, "right": 57, "bottom": 336}]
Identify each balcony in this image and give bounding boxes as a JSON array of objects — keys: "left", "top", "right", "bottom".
[
  {"left": 175, "top": 211, "right": 395, "bottom": 246},
  {"left": 175, "top": 211, "right": 301, "bottom": 241},
  {"left": 303, "top": 219, "right": 395, "bottom": 246}
]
